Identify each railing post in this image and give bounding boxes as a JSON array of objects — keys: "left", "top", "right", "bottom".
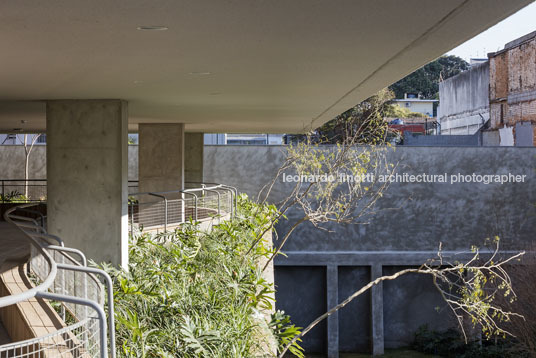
[
  {"left": 181, "top": 193, "right": 185, "bottom": 224},
  {"left": 164, "top": 197, "right": 168, "bottom": 231},
  {"left": 129, "top": 202, "right": 134, "bottom": 236},
  {"left": 1, "top": 180, "right": 4, "bottom": 202}
]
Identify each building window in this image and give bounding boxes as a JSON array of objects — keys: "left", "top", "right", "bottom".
[{"left": 37, "top": 134, "right": 46, "bottom": 143}]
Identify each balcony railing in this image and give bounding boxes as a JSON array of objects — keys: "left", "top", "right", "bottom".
[
  {"left": 0, "top": 179, "right": 140, "bottom": 203},
  {"left": 0, "top": 204, "right": 116, "bottom": 358},
  {"left": 0, "top": 179, "right": 47, "bottom": 202},
  {"left": 128, "top": 182, "right": 237, "bottom": 232}
]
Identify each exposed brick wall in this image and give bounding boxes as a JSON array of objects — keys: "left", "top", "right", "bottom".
[{"left": 488, "top": 34, "right": 536, "bottom": 145}]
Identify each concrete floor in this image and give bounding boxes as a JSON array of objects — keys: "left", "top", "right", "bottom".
[
  {"left": 0, "top": 221, "right": 30, "bottom": 268},
  {"left": 0, "top": 221, "right": 31, "bottom": 346},
  {"left": 0, "top": 321, "right": 10, "bottom": 345}
]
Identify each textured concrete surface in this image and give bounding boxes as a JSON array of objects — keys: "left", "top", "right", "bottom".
[
  {"left": 0, "top": 146, "right": 46, "bottom": 180},
  {"left": 205, "top": 145, "right": 535, "bottom": 251},
  {"left": 0, "top": 320, "right": 10, "bottom": 345},
  {"left": 0, "top": 222, "right": 30, "bottom": 270},
  {"left": 185, "top": 133, "right": 204, "bottom": 184},
  {"left": 439, "top": 62, "right": 489, "bottom": 135},
  {"left": 204, "top": 145, "right": 536, "bottom": 354},
  {"left": 46, "top": 100, "right": 129, "bottom": 267},
  {"left": 139, "top": 123, "right": 185, "bottom": 193}
]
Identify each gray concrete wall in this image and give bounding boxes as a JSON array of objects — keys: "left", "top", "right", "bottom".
[
  {"left": 403, "top": 133, "right": 481, "bottom": 146},
  {"left": 205, "top": 145, "right": 535, "bottom": 251},
  {"left": 0, "top": 146, "right": 46, "bottom": 179},
  {"left": 185, "top": 133, "right": 204, "bottom": 183},
  {"left": 204, "top": 145, "right": 536, "bottom": 355},
  {"left": 0, "top": 145, "right": 137, "bottom": 181},
  {"left": 139, "top": 123, "right": 184, "bottom": 193},
  {"left": 2, "top": 143, "right": 534, "bottom": 354},
  {"left": 439, "top": 62, "right": 490, "bottom": 135}
]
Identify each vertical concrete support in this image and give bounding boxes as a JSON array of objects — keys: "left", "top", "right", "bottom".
[
  {"left": 371, "top": 264, "right": 384, "bottom": 355},
  {"left": 185, "top": 133, "right": 204, "bottom": 184},
  {"left": 47, "top": 100, "right": 128, "bottom": 268},
  {"left": 327, "top": 265, "right": 339, "bottom": 358},
  {"left": 138, "top": 124, "right": 185, "bottom": 193}
]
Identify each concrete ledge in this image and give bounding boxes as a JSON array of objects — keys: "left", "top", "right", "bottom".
[{"left": 274, "top": 250, "right": 526, "bottom": 266}]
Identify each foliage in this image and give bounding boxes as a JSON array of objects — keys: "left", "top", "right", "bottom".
[
  {"left": 389, "top": 55, "right": 469, "bottom": 99},
  {"left": 413, "top": 325, "right": 527, "bottom": 358},
  {"left": 384, "top": 104, "right": 428, "bottom": 119},
  {"left": 316, "top": 88, "right": 393, "bottom": 144},
  {"left": 257, "top": 97, "right": 395, "bottom": 271},
  {"left": 278, "top": 240, "right": 524, "bottom": 357},
  {"left": 101, "top": 195, "right": 303, "bottom": 357},
  {"left": 0, "top": 190, "right": 29, "bottom": 203},
  {"left": 493, "top": 246, "right": 536, "bottom": 356},
  {"left": 269, "top": 311, "right": 304, "bottom": 358}
]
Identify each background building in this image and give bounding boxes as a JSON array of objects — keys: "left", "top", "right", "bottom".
[
  {"left": 391, "top": 94, "right": 437, "bottom": 117},
  {"left": 439, "top": 30, "right": 536, "bottom": 146}
]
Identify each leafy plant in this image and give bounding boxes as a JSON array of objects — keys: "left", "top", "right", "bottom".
[
  {"left": 0, "top": 190, "right": 28, "bottom": 203},
  {"left": 270, "top": 311, "right": 304, "bottom": 358},
  {"left": 101, "top": 195, "right": 301, "bottom": 357}
]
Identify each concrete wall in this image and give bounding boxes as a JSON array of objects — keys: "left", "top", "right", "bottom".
[
  {"left": 2, "top": 144, "right": 534, "bottom": 354},
  {"left": 138, "top": 123, "right": 184, "bottom": 193},
  {"left": 204, "top": 145, "right": 536, "bottom": 355},
  {"left": 439, "top": 62, "right": 489, "bottom": 135},
  {"left": 0, "top": 145, "right": 136, "bottom": 181},
  {"left": 0, "top": 146, "right": 46, "bottom": 179},
  {"left": 403, "top": 132, "right": 480, "bottom": 146}
]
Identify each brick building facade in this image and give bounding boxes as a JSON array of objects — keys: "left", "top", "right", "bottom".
[{"left": 488, "top": 30, "right": 536, "bottom": 146}]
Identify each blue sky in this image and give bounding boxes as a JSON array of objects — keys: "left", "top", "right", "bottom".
[{"left": 447, "top": 1, "right": 536, "bottom": 61}]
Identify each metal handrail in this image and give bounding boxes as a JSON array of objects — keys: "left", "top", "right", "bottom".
[
  {"left": 0, "top": 206, "right": 57, "bottom": 308},
  {"left": 1, "top": 203, "right": 115, "bottom": 358},
  {"left": 128, "top": 182, "right": 235, "bottom": 231},
  {"left": 147, "top": 192, "right": 168, "bottom": 231}
]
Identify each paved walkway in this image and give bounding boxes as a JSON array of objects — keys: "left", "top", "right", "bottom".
[
  {"left": 0, "top": 221, "right": 30, "bottom": 269},
  {"left": 0, "top": 321, "right": 9, "bottom": 345},
  {"left": 0, "top": 221, "right": 31, "bottom": 345}
]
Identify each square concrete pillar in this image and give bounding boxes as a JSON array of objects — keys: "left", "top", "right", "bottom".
[
  {"left": 185, "top": 133, "right": 204, "bottom": 184},
  {"left": 46, "top": 100, "right": 129, "bottom": 268},
  {"left": 371, "top": 264, "right": 384, "bottom": 355},
  {"left": 138, "top": 123, "right": 185, "bottom": 193},
  {"left": 327, "top": 265, "right": 339, "bottom": 358}
]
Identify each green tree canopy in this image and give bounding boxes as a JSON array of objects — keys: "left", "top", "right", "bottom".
[{"left": 389, "top": 55, "right": 469, "bottom": 99}]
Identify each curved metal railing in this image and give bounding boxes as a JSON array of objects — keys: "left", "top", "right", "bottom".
[
  {"left": 128, "top": 182, "right": 237, "bottom": 232},
  {"left": 0, "top": 204, "right": 116, "bottom": 358}
]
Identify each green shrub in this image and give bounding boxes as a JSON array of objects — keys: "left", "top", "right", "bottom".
[
  {"left": 100, "top": 194, "right": 302, "bottom": 357},
  {"left": 0, "top": 190, "right": 28, "bottom": 203}
]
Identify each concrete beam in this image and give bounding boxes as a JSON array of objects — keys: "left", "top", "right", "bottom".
[
  {"left": 46, "top": 100, "right": 128, "bottom": 267},
  {"left": 185, "top": 133, "right": 204, "bottom": 184},
  {"left": 138, "top": 123, "right": 184, "bottom": 193}
]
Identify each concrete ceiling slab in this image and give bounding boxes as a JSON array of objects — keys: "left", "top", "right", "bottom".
[{"left": 0, "top": 0, "right": 533, "bottom": 133}]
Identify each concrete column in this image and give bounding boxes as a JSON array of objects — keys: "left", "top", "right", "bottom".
[
  {"left": 138, "top": 123, "right": 184, "bottom": 193},
  {"left": 47, "top": 100, "right": 128, "bottom": 267},
  {"left": 185, "top": 133, "right": 204, "bottom": 184},
  {"left": 327, "top": 265, "right": 339, "bottom": 358},
  {"left": 371, "top": 264, "right": 384, "bottom": 355}
]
